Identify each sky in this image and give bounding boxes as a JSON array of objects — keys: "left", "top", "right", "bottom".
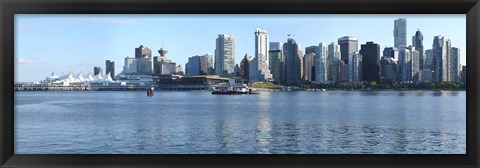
[{"left": 15, "top": 14, "right": 466, "bottom": 82}]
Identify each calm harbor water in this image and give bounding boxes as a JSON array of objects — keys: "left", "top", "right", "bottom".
[{"left": 14, "top": 90, "right": 466, "bottom": 154}]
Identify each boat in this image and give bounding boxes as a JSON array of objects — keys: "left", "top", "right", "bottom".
[{"left": 212, "top": 79, "right": 255, "bottom": 95}]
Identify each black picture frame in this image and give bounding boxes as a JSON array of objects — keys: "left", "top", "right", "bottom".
[{"left": 1, "top": 0, "right": 479, "bottom": 167}]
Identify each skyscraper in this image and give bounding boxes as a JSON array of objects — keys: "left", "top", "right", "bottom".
[
  {"left": 215, "top": 34, "right": 236, "bottom": 76},
  {"left": 327, "top": 42, "right": 341, "bottom": 81},
  {"left": 425, "top": 49, "right": 434, "bottom": 70},
  {"left": 411, "top": 47, "right": 420, "bottom": 82},
  {"left": 269, "top": 50, "right": 283, "bottom": 83},
  {"left": 255, "top": 29, "right": 272, "bottom": 81},
  {"left": 450, "top": 47, "right": 460, "bottom": 82},
  {"left": 380, "top": 57, "right": 398, "bottom": 82},
  {"left": 433, "top": 36, "right": 451, "bottom": 82},
  {"left": 240, "top": 54, "right": 254, "bottom": 81},
  {"left": 135, "top": 45, "right": 152, "bottom": 59},
  {"left": 94, "top": 66, "right": 103, "bottom": 76},
  {"left": 303, "top": 52, "right": 315, "bottom": 82},
  {"left": 359, "top": 42, "right": 380, "bottom": 82},
  {"left": 186, "top": 54, "right": 213, "bottom": 76},
  {"left": 412, "top": 29, "right": 424, "bottom": 69},
  {"left": 315, "top": 43, "right": 328, "bottom": 83},
  {"left": 348, "top": 52, "right": 363, "bottom": 83},
  {"left": 105, "top": 60, "right": 115, "bottom": 80},
  {"left": 383, "top": 47, "right": 398, "bottom": 59},
  {"left": 398, "top": 46, "right": 411, "bottom": 82},
  {"left": 283, "top": 38, "right": 303, "bottom": 83},
  {"left": 338, "top": 36, "right": 358, "bottom": 64},
  {"left": 186, "top": 56, "right": 201, "bottom": 76},
  {"left": 394, "top": 18, "right": 407, "bottom": 48},
  {"left": 269, "top": 42, "right": 282, "bottom": 50},
  {"left": 123, "top": 57, "right": 137, "bottom": 74}
]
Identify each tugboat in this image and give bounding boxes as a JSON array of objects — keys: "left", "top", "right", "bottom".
[{"left": 212, "top": 79, "right": 256, "bottom": 94}]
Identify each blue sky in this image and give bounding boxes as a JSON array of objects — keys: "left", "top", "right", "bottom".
[{"left": 15, "top": 14, "right": 466, "bottom": 82}]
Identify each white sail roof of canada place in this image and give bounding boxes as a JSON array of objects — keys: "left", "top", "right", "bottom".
[{"left": 83, "top": 72, "right": 95, "bottom": 81}]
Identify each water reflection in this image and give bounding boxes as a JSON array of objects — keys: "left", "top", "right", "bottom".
[{"left": 14, "top": 91, "right": 466, "bottom": 154}]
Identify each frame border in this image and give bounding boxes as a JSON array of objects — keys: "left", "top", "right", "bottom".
[{"left": 1, "top": 0, "right": 479, "bottom": 167}]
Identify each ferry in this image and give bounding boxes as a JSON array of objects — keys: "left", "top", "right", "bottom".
[{"left": 212, "top": 79, "right": 256, "bottom": 95}]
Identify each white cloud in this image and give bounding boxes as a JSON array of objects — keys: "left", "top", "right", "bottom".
[{"left": 17, "top": 58, "right": 33, "bottom": 64}]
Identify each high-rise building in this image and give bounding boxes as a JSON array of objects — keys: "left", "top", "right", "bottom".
[
  {"left": 255, "top": 29, "right": 272, "bottom": 81},
  {"left": 135, "top": 45, "right": 152, "bottom": 59},
  {"left": 105, "top": 60, "right": 115, "bottom": 80},
  {"left": 269, "top": 50, "right": 283, "bottom": 83},
  {"left": 137, "top": 57, "right": 153, "bottom": 74},
  {"left": 305, "top": 46, "right": 317, "bottom": 55},
  {"left": 359, "top": 42, "right": 380, "bottom": 82},
  {"left": 329, "top": 60, "right": 348, "bottom": 83},
  {"left": 394, "top": 18, "right": 407, "bottom": 48},
  {"left": 240, "top": 54, "right": 254, "bottom": 81},
  {"left": 123, "top": 57, "right": 137, "bottom": 74},
  {"left": 303, "top": 52, "right": 315, "bottom": 82},
  {"left": 315, "top": 43, "right": 328, "bottom": 83},
  {"left": 269, "top": 42, "right": 282, "bottom": 50},
  {"left": 186, "top": 54, "right": 212, "bottom": 76},
  {"left": 380, "top": 57, "right": 398, "bottom": 82},
  {"left": 248, "top": 57, "right": 258, "bottom": 82},
  {"left": 186, "top": 56, "right": 201, "bottom": 76},
  {"left": 348, "top": 52, "right": 363, "bottom": 83},
  {"left": 200, "top": 54, "right": 213, "bottom": 75},
  {"left": 398, "top": 45, "right": 412, "bottom": 82},
  {"left": 383, "top": 47, "right": 398, "bottom": 59},
  {"left": 425, "top": 49, "right": 434, "bottom": 70},
  {"left": 419, "top": 69, "right": 433, "bottom": 82},
  {"left": 433, "top": 36, "right": 451, "bottom": 82},
  {"left": 94, "top": 66, "right": 103, "bottom": 76},
  {"left": 327, "top": 42, "right": 341, "bottom": 81},
  {"left": 461, "top": 65, "right": 466, "bottom": 83},
  {"left": 398, "top": 46, "right": 419, "bottom": 82},
  {"left": 413, "top": 29, "right": 424, "bottom": 69},
  {"left": 215, "top": 34, "right": 236, "bottom": 76},
  {"left": 338, "top": 36, "right": 358, "bottom": 64},
  {"left": 411, "top": 47, "right": 420, "bottom": 82},
  {"left": 450, "top": 47, "right": 460, "bottom": 82},
  {"left": 283, "top": 38, "right": 303, "bottom": 83}
]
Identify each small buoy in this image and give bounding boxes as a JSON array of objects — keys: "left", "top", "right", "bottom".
[{"left": 147, "top": 87, "right": 154, "bottom": 96}]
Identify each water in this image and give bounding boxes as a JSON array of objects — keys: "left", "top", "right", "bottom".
[{"left": 14, "top": 91, "right": 466, "bottom": 154}]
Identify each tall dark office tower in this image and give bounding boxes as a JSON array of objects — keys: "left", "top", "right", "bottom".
[
  {"left": 283, "top": 38, "right": 303, "bottom": 83},
  {"left": 359, "top": 42, "right": 380, "bottom": 82},
  {"left": 383, "top": 47, "right": 398, "bottom": 59},
  {"left": 240, "top": 54, "right": 253, "bottom": 81},
  {"left": 93, "top": 66, "right": 102, "bottom": 76},
  {"left": 413, "top": 29, "right": 424, "bottom": 69},
  {"left": 268, "top": 50, "right": 283, "bottom": 82},
  {"left": 394, "top": 18, "right": 407, "bottom": 48},
  {"left": 105, "top": 60, "right": 115, "bottom": 80},
  {"left": 338, "top": 36, "right": 358, "bottom": 64},
  {"left": 135, "top": 45, "right": 152, "bottom": 59}
]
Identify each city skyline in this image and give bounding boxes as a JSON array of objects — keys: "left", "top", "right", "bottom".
[{"left": 15, "top": 14, "right": 466, "bottom": 82}]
